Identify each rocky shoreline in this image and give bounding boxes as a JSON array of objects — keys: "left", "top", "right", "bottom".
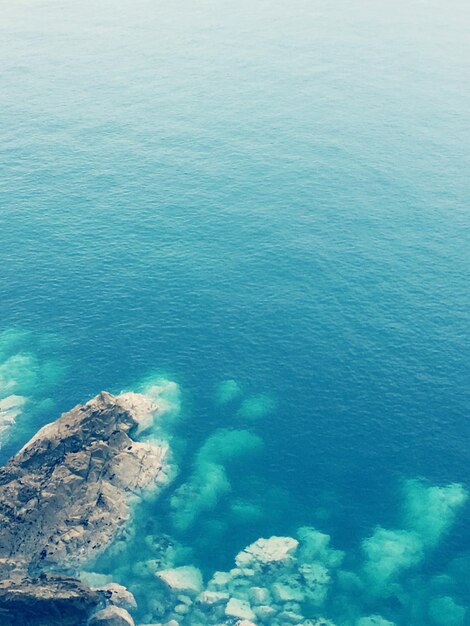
[
  {"left": 0, "top": 390, "right": 338, "bottom": 626},
  {"left": 1, "top": 391, "right": 465, "bottom": 626},
  {"left": 0, "top": 391, "right": 171, "bottom": 626}
]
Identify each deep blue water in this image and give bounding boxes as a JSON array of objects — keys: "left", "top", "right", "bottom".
[{"left": 1, "top": 1, "right": 469, "bottom": 624}]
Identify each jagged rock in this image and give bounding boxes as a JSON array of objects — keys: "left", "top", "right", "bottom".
[
  {"left": 89, "top": 605, "right": 135, "bottom": 626},
  {"left": 97, "top": 582, "right": 137, "bottom": 610},
  {"left": 0, "top": 391, "right": 169, "bottom": 577},
  {"left": 0, "top": 573, "right": 100, "bottom": 626}
]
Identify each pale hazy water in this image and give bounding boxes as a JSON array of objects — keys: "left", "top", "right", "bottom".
[{"left": 1, "top": 1, "right": 469, "bottom": 624}]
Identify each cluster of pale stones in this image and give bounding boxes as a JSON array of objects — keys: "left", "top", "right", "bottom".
[{"left": 135, "top": 532, "right": 345, "bottom": 626}]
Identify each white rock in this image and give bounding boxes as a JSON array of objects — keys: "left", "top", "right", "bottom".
[
  {"left": 230, "top": 568, "right": 245, "bottom": 577},
  {"left": 225, "top": 598, "right": 256, "bottom": 621},
  {"left": 239, "top": 568, "right": 256, "bottom": 577},
  {"left": 236, "top": 621, "right": 258, "bottom": 626},
  {"left": 197, "top": 590, "right": 229, "bottom": 605},
  {"left": 156, "top": 566, "right": 203, "bottom": 596},
  {"left": 208, "top": 571, "right": 232, "bottom": 589},
  {"left": 235, "top": 537, "right": 298, "bottom": 569}
]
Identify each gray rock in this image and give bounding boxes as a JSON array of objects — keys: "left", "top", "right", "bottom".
[
  {"left": 0, "top": 573, "right": 100, "bottom": 626},
  {"left": 89, "top": 605, "right": 135, "bottom": 626},
  {"left": 0, "top": 391, "right": 169, "bottom": 577},
  {"left": 97, "top": 583, "right": 137, "bottom": 610}
]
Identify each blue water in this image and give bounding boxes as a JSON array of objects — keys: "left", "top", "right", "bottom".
[{"left": 1, "top": 1, "right": 469, "bottom": 624}]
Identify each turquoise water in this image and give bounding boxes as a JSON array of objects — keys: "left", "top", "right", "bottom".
[{"left": 1, "top": 1, "right": 469, "bottom": 624}]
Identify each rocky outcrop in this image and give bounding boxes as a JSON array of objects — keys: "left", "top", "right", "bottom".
[
  {"left": 0, "top": 391, "right": 171, "bottom": 625},
  {"left": 0, "top": 574, "right": 100, "bottom": 626},
  {"left": 0, "top": 391, "right": 169, "bottom": 577}
]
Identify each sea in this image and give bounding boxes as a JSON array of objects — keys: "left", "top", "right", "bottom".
[{"left": 0, "top": 1, "right": 469, "bottom": 624}]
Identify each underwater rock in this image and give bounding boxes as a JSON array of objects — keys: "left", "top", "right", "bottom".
[
  {"left": 356, "top": 617, "right": 396, "bottom": 626},
  {"left": 156, "top": 566, "right": 203, "bottom": 596},
  {"left": 149, "top": 529, "right": 344, "bottom": 625},
  {"left": 0, "top": 391, "right": 170, "bottom": 577},
  {"left": 0, "top": 573, "right": 100, "bottom": 626},
  {"left": 89, "top": 605, "right": 136, "bottom": 626},
  {"left": 215, "top": 379, "right": 242, "bottom": 405},
  {"left": 96, "top": 582, "right": 138, "bottom": 610},
  {"left": 225, "top": 597, "right": 256, "bottom": 620},
  {"left": 237, "top": 393, "right": 276, "bottom": 421},
  {"left": 197, "top": 590, "right": 230, "bottom": 605},
  {"left": 296, "top": 527, "right": 344, "bottom": 568},
  {"left": 428, "top": 595, "right": 466, "bottom": 626},
  {"left": 235, "top": 536, "right": 299, "bottom": 570}
]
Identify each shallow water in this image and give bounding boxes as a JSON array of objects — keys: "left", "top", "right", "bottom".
[{"left": 1, "top": 1, "right": 469, "bottom": 624}]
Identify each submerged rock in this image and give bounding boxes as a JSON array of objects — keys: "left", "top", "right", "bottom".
[
  {"left": 156, "top": 565, "right": 204, "bottom": 596},
  {"left": 97, "top": 582, "right": 138, "bottom": 610},
  {"left": 0, "top": 573, "right": 100, "bottom": 626},
  {"left": 89, "top": 605, "right": 136, "bottom": 626},
  {"left": 0, "top": 391, "right": 170, "bottom": 577},
  {"left": 235, "top": 536, "right": 299, "bottom": 570},
  {"left": 225, "top": 597, "right": 256, "bottom": 620}
]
